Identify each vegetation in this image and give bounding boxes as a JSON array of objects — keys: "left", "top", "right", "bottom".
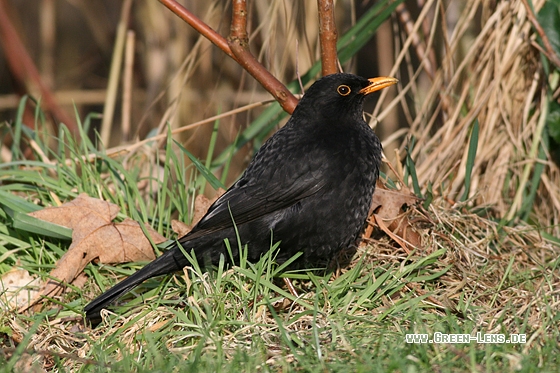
[{"left": 0, "top": 0, "right": 559, "bottom": 371}]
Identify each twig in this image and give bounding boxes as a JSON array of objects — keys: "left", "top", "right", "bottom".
[
  {"left": 295, "top": 40, "right": 305, "bottom": 94},
  {"left": 317, "top": 0, "right": 339, "bottom": 76},
  {"left": 40, "top": 0, "right": 55, "bottom": 88},
  {"left": 417, "top": 0, "right": 437, "bottom": 78},
  {"left": 229, "top": 0, "right": 248, "bottom": 43},
  {"left": 160, "top": 0, "right": 298, "bottom": 114},
  {"left": 159, "top": 0, "right": 237, "bottom": 60},
  {"left": 228, "top": 42, "right": 298, "bottom": 114},
  {"left": 227, "top": 0, "right": 298, "bottom": 114}
]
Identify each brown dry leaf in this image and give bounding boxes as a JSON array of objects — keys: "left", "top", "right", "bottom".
[
  {"left": 29, "top": 193, "right": 120, "bottom": 243},
  {"left": 21, "top": 194, "right": 166, "bottom": 312},
  {"left": 367, "top": 183, "right": 422, "bottom": 251},
  {"left": 172, "top": 188, "right": 226, "bottom": 236},
  {"left": 373, "top": 215, "right": 408, "bottom": 250},
  {"left": 71, "top": 272, "right": 89, "bottom": 290},
  {"left": 0, "top": 268, "right": 41, "bottom": 311},
  {"left": 171, "top": 220, "right": 191, "bottom": 237},
  {"left": 370, "top": 184, "right": 419, "bottom": 218}
]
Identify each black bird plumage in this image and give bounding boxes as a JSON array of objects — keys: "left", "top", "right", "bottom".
[{"left": 84, "top": 73, "right": 397, "bottom": 322}]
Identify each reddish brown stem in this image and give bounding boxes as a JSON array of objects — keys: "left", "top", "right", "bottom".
[
  {"left": 317, "top": 0, "right": 339, "bottom": 76},
  {"left": 160, "top": 0, "right": 297, "bottom": 114},
  {"left": 227, "top": 0, "right": 297, "bottom": 113},
  {"left": 158, "top": 0, "right": 237, "bottom": 61},
  {"left": 230, "top": 0, "right": 248, "bottom": 44},
  {"left": 229, "top": 41, "right": 298, "bottom": 113},
  {"left": 0, "top": 0, "right": 76, "bottom": 132}
]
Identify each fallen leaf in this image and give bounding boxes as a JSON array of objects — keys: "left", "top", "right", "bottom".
[
  {"left": 29, "top": 193, "right": 120, "bottom": 243},
  {"left": 365, "top": 183, "right": 422, "bottom": 251},
  {"left": 32, "top": 218, "right": 163, "bottom": 305},
  {"left": 171, "top": 220, "right": 190, "bottom": 237},
  {"left": 373, "top": 214, "right": 408, "bottom": 250},
  {"left": 71, "top": 272, "right": 89, "bottom": 290},
  {"left": 0, "top": 268, "right": 41, "bottom": 311},
  {"left": 20, "top": 194, "right": 166, "bottom": 312},
  {"left": 369, "top": 183, "right": 419, "bottom": 218}
]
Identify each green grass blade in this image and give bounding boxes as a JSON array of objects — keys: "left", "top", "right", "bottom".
[
  {"left": 405, "top": 138, "right": 422, "bottom": 197},
  {"left": 520, "top": 118, "right": 548, "bottom": 221},
  {"left": 11, "top": 95, "right": 28, "bottom": 160},
  {"left": 460, "top": 119, "right": 479, "bottom": 202},
  {"left": 175, "top": 140, "right": 225, "bottom": 191},
  {"left": 200, "top": 114, "right": 221, "bottom": 195}
]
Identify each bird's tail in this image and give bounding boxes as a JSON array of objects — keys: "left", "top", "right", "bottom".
[{"left": 84, "top": 244, "right": 186, "bottom": 323}]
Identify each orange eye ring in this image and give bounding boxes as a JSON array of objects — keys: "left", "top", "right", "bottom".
[{"left": 337, "top": 85, "right": 351, "bottom": 96}]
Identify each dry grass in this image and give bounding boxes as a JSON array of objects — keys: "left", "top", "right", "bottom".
[{"left": 383, "top": 0, "right": 559, "bottom": 236}]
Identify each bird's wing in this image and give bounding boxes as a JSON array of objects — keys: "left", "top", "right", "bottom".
[{"left": 185, "top": 156, "right": 327, "bottom": 240}]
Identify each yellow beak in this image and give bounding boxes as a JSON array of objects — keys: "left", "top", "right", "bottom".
[{"left": 359, "top": 77, "right": 398, "bottom": 95}]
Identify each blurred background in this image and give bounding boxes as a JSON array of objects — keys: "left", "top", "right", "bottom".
[{"left": 0, "top": 0, "right": 402, "bottom": 168}]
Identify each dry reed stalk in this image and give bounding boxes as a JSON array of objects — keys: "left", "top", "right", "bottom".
[{"left": 384, "top": 0, "right": 558, "bottom": 236}]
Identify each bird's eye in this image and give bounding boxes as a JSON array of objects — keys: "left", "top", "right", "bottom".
[{"left": 337, "top": 85, "right": 351, "bottom": 96}]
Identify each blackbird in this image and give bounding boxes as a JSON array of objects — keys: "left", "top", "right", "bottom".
[{"left": 84, "top": 73, "right": 397, "bottom": 321}]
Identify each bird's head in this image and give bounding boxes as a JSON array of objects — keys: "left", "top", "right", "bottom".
[{"left": 295, "top": 73, "right": 398, "bottom": 123}]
